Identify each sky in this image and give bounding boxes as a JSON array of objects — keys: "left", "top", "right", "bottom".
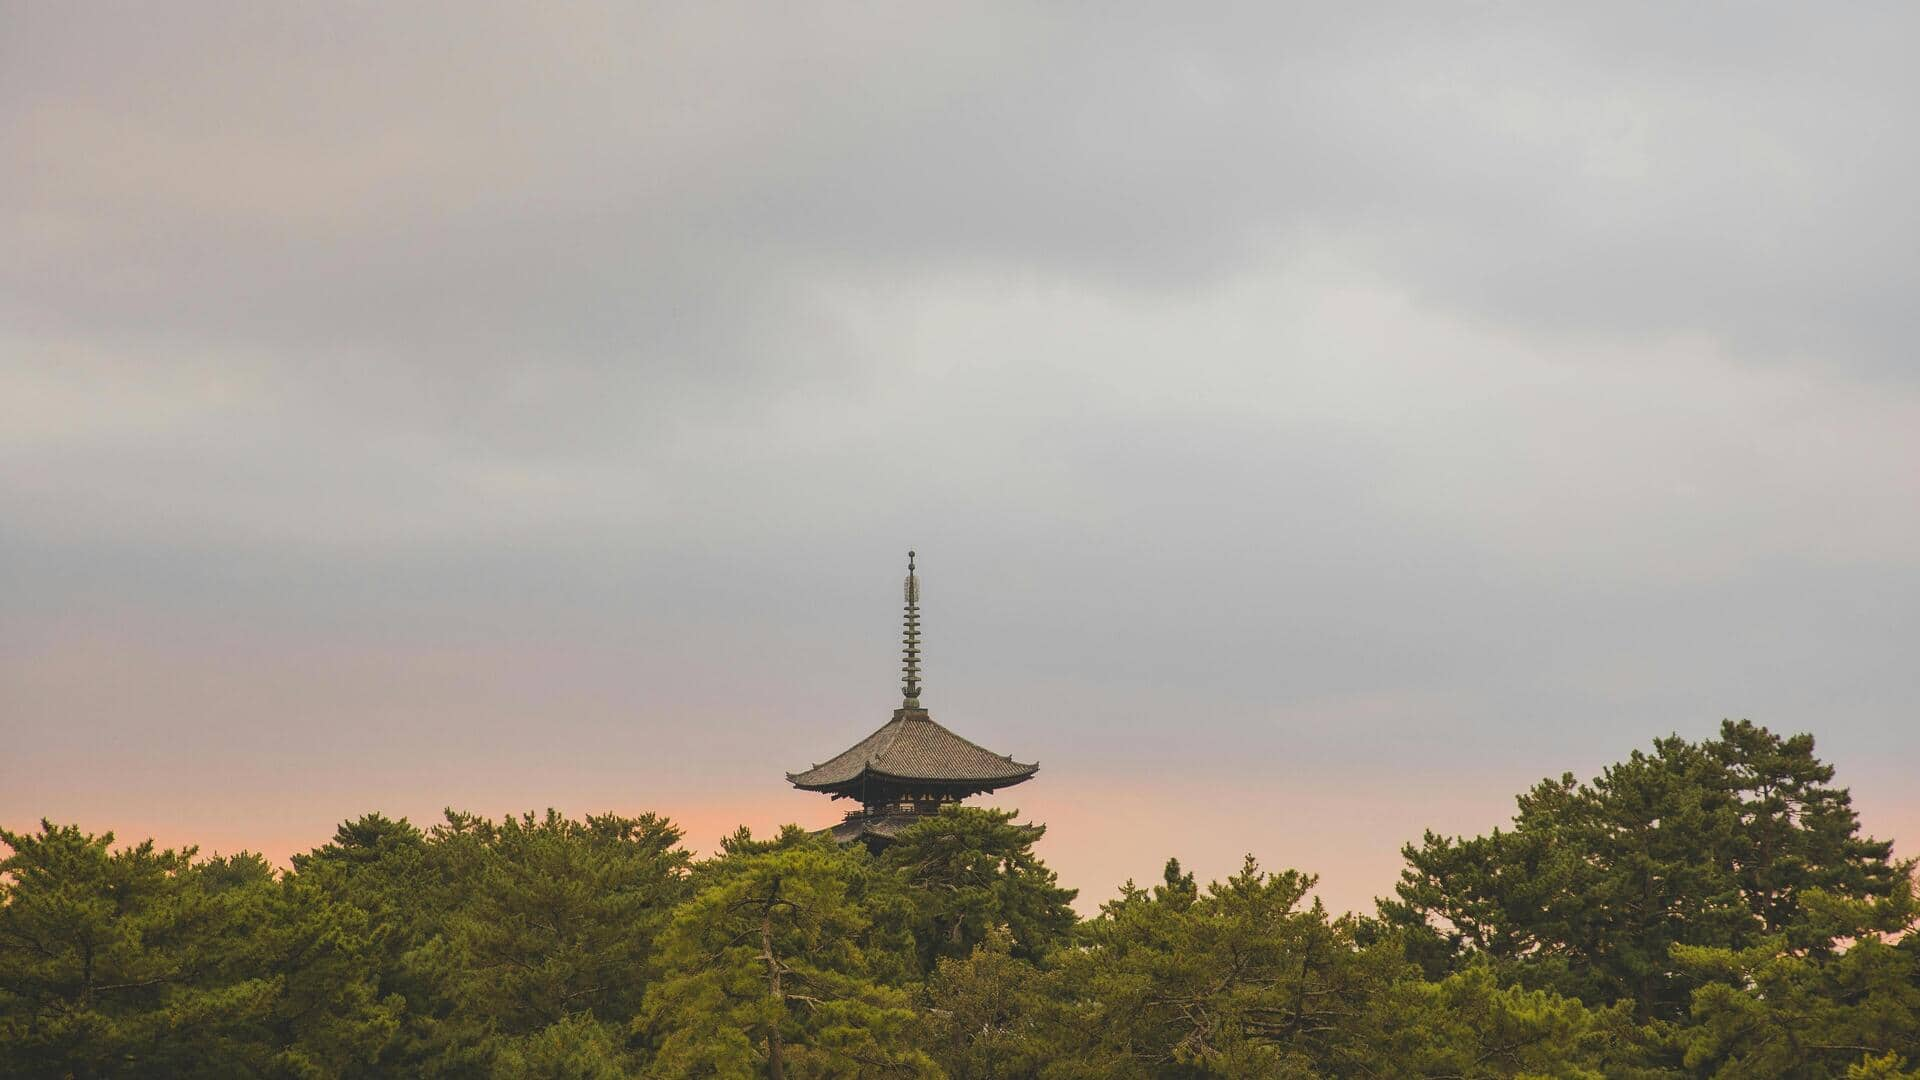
[{"left": 4, "top": 4, "right": 1918, "bottom": 915}]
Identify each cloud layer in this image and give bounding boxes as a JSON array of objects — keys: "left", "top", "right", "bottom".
[{"left": 5, "top": 4, "right": 1918, "bottom": 909}]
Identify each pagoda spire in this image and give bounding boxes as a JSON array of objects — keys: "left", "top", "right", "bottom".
[
  {"left": 901, "top": 550, "right": 922, "bottom": 708},
  {"left": 787, "top": 550, "right": 1038, "bottom": 848}
]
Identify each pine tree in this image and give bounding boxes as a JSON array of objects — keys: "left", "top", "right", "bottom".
[
  {"left": 1383, "top": 721, "right": 1904, "bottom": 1022},
  {"left": 882, "top": 806, "right": 1077, "bottom": 972},
  {"left": 637, "top": 837, "right": 935, "bottom": 1078}
]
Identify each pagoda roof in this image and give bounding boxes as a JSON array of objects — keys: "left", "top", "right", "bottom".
[
  {"left": 826, "top": 812, "right": 915, "bottom": 846},
  {"left": 787, "top": 707, "right": 1038, "bottom": 794}
]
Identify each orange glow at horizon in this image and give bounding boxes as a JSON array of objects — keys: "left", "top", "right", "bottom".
[{"left": 36, "top": 774, "right": 1920, "bottom": 920}]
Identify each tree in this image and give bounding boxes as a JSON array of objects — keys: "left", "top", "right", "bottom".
[
  {"left": 1710, "top": 721, "right": 1902, "bottom": 943},
  {"left": 882, "top": 806, "right": 1078, "bottom": 971},
  {"left": 425, "top": 810, "right": 690, "bottom": 1035},
  {"left": 1384, "top": 721, "right": 1904, "bottom": 1022},
  {"left": 1851, "top": 1055, "right": 1920, "bottom": 1079},
  {"left": 289, "top": 808, "right": 692, "bottom": 1076},
  {"left": 1045, "top": 857, "right": 1402, "bottom": 1078},
  {"left": 291, "top": 812, "right": 469, "bottom": 1075},
  {"left": 917, "top": 926, "right": 1051, "bottom": 1080},
  {"left": 1671, "top": 883, "right": 1920, "bottom": 1078},
  {"left": 0, "top": 821, "right": 394, "bottom": 1078},
  {"left": 490, "top": 1011, "right": 639, "bottom": 1079},
  {"left": 637, "top": 836, "right": 934, "bottom": 1078},
  {"left": 1354, "top": 964, "right": 1638, "bottom": 1078}
]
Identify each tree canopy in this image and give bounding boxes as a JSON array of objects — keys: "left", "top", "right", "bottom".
[
  {"left": 3, "top": 720, "right": 1915, "bottom": 1078},
  {"left": 1382, "top": 720, "right": 1906, "bottom": 1025}
]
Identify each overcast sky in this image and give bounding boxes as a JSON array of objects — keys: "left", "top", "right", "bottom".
[{"left": 5, "top": 3, "right": 1917, "bottom": 913}]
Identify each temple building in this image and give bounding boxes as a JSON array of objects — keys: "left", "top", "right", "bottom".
[{"left": 787, "top": 552, "right": 1038, "bottom": 849}]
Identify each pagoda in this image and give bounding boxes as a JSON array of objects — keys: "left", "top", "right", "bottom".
[{"left": 787, "top": 552, "right": 1038, "bottom": 848}]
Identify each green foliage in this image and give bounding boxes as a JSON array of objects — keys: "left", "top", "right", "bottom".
[
  {"left": 1851, "top": 1053, "right": 1920, "bottom": 1079},
  {"left": 1358, "top": 964, "right": 1636, "bottom": 1078},
  {"left": 292, "top": 808, "right": 691, "bottom": 1076},
  {"left": 3, "top": 722, "right": 1915, "bottom": 1077},
  {"left": 1670, "top": 884, "right": 1920, "bottom": 1078},
  {"left": 1044, "top": 856, "right": 1403, "bottom": 1077},
  {"left": 882, "top": 806, "right": 1078, "bottom": 971},
  {"left": 422, "top": 810, "right": 690, "bottom": 1034},
  {"left": 1384, "top": 720, "right": 1904, "bottom": 1021},
  {"left": 0, "top": 820, "right": 394, "bottom": 1078},
  {"left": 491, "top": 1011, "right": 639, "bottom": 1079},
  {"left": 918, "top": 926, "right": 1052, "bottom": 1080},
  {"left": 637, "top": 837, "right": 935, "bottom": 1078}
]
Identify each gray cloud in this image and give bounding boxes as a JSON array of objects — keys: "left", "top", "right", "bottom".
[
  {"left": 10, "top": 5, "right": 1915, "bottom": 375},
  {"left": 5, "top": 4, "right": 1919, "bottom": 901}
]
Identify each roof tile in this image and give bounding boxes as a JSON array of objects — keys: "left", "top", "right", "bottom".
[{"left": 787, "top": 708, "right": 1038, "bottom": 789}]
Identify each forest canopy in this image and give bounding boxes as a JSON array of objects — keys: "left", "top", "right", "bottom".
[{"left": 3, "top": 720, "right": 1916, "bottom": 1078}]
